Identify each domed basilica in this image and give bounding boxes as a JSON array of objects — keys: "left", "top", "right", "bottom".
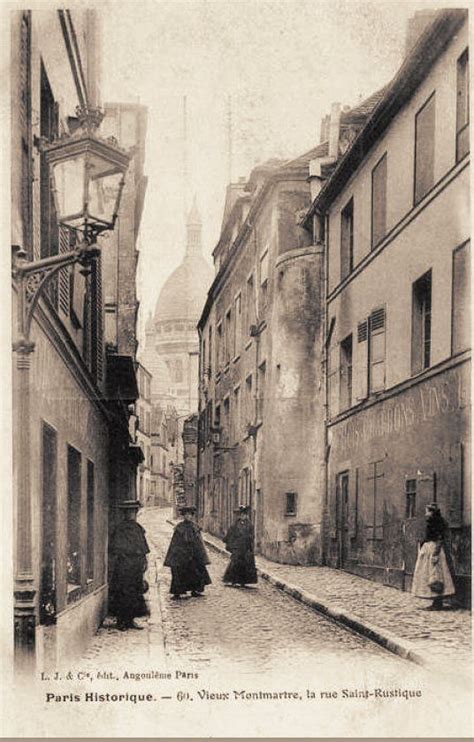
[{"left": 143, "top": 201, "right": 213, "bottom": 415}]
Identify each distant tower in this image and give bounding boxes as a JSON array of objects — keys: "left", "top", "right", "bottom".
[{"left": 186, "top": 195, "right": 202, "bottom": 256}]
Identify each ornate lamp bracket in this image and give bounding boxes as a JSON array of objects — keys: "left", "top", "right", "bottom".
[{"left": 12, "top": 241, "right": 100, "bottom": 353}]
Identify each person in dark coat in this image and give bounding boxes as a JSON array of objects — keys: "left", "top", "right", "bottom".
[
  {"left": 412, "top": 503, "right": 455, "bottom": 610},
  {"left": 109, "top": 500, "right": 150, "bottom": 630},
  {"left": 223, "top": 506, "right": 258, "bottom": 587},
  {"left": 164, "top": 506, "right": 211, "bottom": 599}
]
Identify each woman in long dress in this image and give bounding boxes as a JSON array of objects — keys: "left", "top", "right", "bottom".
[
  {"left": 223, "top": 506, "right": 258, "bottom": 587},
  {"left": 164, "top": 506, "right": 212, "bottom": 599},
  {"left": 412, "top": 503, "right": 455, "bottom": 610}
]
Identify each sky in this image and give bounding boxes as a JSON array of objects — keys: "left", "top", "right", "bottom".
[{"left": 99, "top": 0, "right": 445, "bottom": 345}]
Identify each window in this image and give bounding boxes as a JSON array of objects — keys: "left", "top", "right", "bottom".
[
  {"left": 245, "top": 374, "right": 253, "bottom": 425},
  {"left": 233, "top": 386, "right": 240, "bottom": 442},
  {"left": 208, "top": 325, "right": 213, "bottom": 377},
  {"left": 225, "top": 309, "right": 232, "bottom": 364},
  {"left": 216, "top": 322, "right": 223, "bottom": 369},
  {"left": 223, "top": 396, "right": 230, "bottom": 443},
  {"left": 258, "top": 361, "right": 266, "bottom": 419},
  {"left": 246, "top": 274, "right": 255, "bottom": 334},
  {"left": 456, "top": 48, "right": 469, "bottom": 162},
  {"left": 405, "top": 479, "right": 417, "bottom": 519},
  {"left": 412, "top": 270, "right": 432, "bottom": 374},
  {"left": 340, "top": 334, "right": 353, "bottom": 410},
  {"left": 285, "top": 492, "right": 297, "bottom": 516},
  {"left": 371, "top": 154, "right": 387, "bottom": 249},
  {"left": 340, "top": 198, "right": 354, "bottom": 281},
  {"left": 234, "top": 294, "right": 242, "bottom": 357},
  {"left": 369, "top": 307, "right": 386, "bottom": 393},
  {"left": 215, "top": 404, "right": 221, "bottom": 431},
  {"left": 201, "top": 338, "right": 206, "bottom": 380},
  {"left": 40, "top": 423, "right": 57, "bottom": 624},
  {"left": 328, "top": 339, "right": 340, "bottom": 419},
  {"left": 67, "top": 446, "right": 82, "bottom": 592},
  {"left": 86, "top": 461, "right": 95, "bottom": 582},
  {"left": 40, "top": 63, "right": 59, "bottom": 261},
  {"left": 367, "top": 460, "right": 384, "bottom": 540},
  {"left": 452, "top": 241, "right": 471, "bottom": 354},
  {"left": 259, "top": 250, "right": 269, "bottom": 309},
  {"left": 414, "top": 93, "right": 435, "bottom": 204}
]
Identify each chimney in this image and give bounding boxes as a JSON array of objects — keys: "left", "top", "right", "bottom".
[
  {"left": 328, "top": 103, "right": 341, "bottom": 160},
  {"left": 320, "top": 114, "right": 330, "bottom": 144},
  {"left": 404, "top": 10, "right": 439, "bottom": 56}
]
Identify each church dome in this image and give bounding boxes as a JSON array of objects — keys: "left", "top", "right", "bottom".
[{"left": 154, "top": 253, "right": 213, "bottom": 323}]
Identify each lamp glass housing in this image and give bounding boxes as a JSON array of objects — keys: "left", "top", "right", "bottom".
[{"left": 45, "top": 126, "right": 130, "bottom": 237}]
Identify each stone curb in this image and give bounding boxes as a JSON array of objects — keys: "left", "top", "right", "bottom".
[{"left": 166, "top": 519, "right": 428, "bottom": 668}]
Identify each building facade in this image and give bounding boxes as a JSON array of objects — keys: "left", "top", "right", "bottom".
[
  {"left": 197, "top": 159, "right": 325, "bottom": 562},
  {"left": 306, "top": 9, "right": 471, "bottom": 603},
  {"left": 136, "top": 363, "right": 152, "bottom": 505},
  {"left": 11, "top": 9, "right": 144, "bottom": 670}
]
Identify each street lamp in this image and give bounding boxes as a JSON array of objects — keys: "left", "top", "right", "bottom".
[
  {"left": 12, "top": 106, "right": 131, "bottom": 672},
  {"left": 12, "top": 106, "right": 132, "bottom": 352}
]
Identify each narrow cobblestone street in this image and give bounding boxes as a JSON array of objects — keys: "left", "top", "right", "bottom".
[{"left": 28, "top": 507, "right": 470, "bottom": 738}]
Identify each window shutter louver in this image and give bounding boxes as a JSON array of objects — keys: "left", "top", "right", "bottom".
[
  {"left": 355, "top": 319, "right": 369, "bottom": 400},
  {"left": 369, "top": 306, "right": 386, "bottom": 392}
]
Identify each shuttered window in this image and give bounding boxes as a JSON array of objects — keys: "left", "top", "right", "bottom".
[
  {"left": 371, "top": 154, "right": 387, "bottom": 249},
  {"left": 414, "top": 93, "right": 435, "bottom": 205},
  {"left": 328, "top": 342, "right": 340, "bottom": 418},
  {"left": 339, "top": 334, "right": 353, "bottom": 410},
  {"left": 369, "top": 307, "right": 386, "bottom": 393},
  {"left": 355, "top": 319, "right": 369, "bottom": 401},
  {"left": 456, "top": 48, "right": 469, "bottom": 162},
  {"left": 340, "top": 198, "right": 354, "bottom": 280},
  {"left": 452, "top": 241, "right": 470, "bottom": 354}
]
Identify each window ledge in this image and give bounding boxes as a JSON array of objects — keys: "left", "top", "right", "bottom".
[{"left": 284, "top": 512, "right": 297, "bottom": 517}]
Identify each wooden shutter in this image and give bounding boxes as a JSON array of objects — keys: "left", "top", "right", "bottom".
[
  {"left": 414, "top": 93, "right": 435, "bottom": 204},
  {"left": 355, "top": 319, "right": 369, "bottom": 401},
  {"left": 329, "top": 476, "right": 338, "bottom": 539},
  {"left": 371, "top": 154, "right": 387, "bottom": 248},
  {"left": 349, "top": 467, "right": 359, "bottom": 538},
  {"left": 328, "top": 342, "right": 340, "bottom": 418},
  {"left": 369, "top": 307, "right": 386, "bottom": 392},
  {"left": 452, "top": 241, "right": 470, "bottom": 354}
]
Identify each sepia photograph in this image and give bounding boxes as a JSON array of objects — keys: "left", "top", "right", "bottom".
[{"left": 1, "top": 0, "right": 472, "bottom": 737}]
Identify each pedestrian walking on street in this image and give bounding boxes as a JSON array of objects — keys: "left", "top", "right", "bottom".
[
  {"left": 412, "top": 503, "right": 455, "bottom": 610},
  {"left": 164, "top": 506, "right": 211, "bottom": 599},
  {"left": 223, "top": 505, "right": 258, "bottom": 588},
  {"left": 109, "top": 500, "right": 150, "bottom": 630}
]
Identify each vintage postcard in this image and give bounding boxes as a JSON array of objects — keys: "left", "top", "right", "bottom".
[{"left": 1, "top": 0, "right": 472, "bottom": 738}]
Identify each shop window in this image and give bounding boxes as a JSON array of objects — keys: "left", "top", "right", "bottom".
[
  {"left": 40, "top": 423, "right": 57, "bottom": 624},
  {"left": 414, "top": 92, "right": 435, "bottom": 205},
  {"left": 340, "top": 334, "right": 353, "bottom": 410},
  {"left": 67, "top": 446, "right": 82, "bottom": 594},
  {"left": 412, "top": 270, "right": 432, "bottom": 374},
  {"left": 86, "top": 461, "right": 95, "bottom": 582},
  {"left": 452, "top": 241, "right": 471, "bottom": 354},
  {"left": 405, "top": 479, "right": 417, "bottom": 519},
  {"left": 340, "top": 197, "right": 354, "bottom": 281},
  {"left": 371, "top": 154, "right": 387, "bottom": 249},
  {"left": 285, "top": 492, "right": 297, "bottom": 516},
  {"left": 456, "top": 48, "right": 469, "bottom": 162}
]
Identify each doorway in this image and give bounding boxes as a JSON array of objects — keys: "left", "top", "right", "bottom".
[{"left": 336, "top": 471, "right": 350, "bottom": 568}]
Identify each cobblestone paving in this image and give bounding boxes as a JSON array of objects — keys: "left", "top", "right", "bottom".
[
  {"left": 147, "top": 509, "right": 421, "bottom": 683},
  {"left": 202, "top": 527, "right": 472, "bottom": 676}
]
